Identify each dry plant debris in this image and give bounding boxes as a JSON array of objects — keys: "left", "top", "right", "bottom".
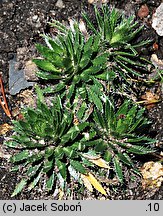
[
  {"left": 81, "top": 172, "right": 107, "bottom": 195},
  {"left": 0, "top": 74, "right": 12, "bottom": 118},
  {"left": 18, "top": 89, "right": 35, "bottom": 107},
  {"left": 141, "top": 161, "right": 163, "bottom": 189},
  {"left": 139, "top": 91, "right": 160, "bottom": 109},
  {"left": 0, "top": 123, "right": 13, "bottom": 135}
]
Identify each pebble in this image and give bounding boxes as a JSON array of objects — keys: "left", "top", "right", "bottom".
[
  {"left": 137, "top": 4, "right": 149, "bottom": 19},
  {"left": 32, "top": 15, "right": 39, "bottom": 22},
  {"left": 152, "top": 3, "right": 163, "bottom": 36},
  {"left": 151, "top": 54, "right": 163, "bottom": 70},
  {"left": 55, "top": 0, "right": 65, "bottom": 9},
  {"left": 9, "top": 55, "right": 35, "bottom": 95},
  {"left": 24, "top": 60, "right": 39, "bottom": 81}
]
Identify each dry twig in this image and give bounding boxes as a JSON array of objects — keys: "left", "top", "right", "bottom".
[{"left": 0, "top": 73, "right": 12, "bottom": 118}]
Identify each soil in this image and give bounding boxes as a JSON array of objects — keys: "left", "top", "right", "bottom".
[{"left": 0, "top": 0, "right": 163, "bottom": 200}]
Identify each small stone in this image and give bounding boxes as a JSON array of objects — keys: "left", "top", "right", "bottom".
[
  {"left": 9, "top": 55, "right": 35, "bottom": 95},
  {"left": 24, "top": 60, "right": 39, "bottom": 81},
  {"left": 151, "top": 54, "right": 163, "bottom": 70},
  {"left": 137, "top": 4, "right": 149, "bottom": 18},
  {"left": 55, "top": 0, "right": 65, "bottom": 9},
  {"left": 32, "top": 15, "right": 39, "bottom": 22},
  {"left": 152, "top": 3, "right": 163, "bottom": 36}
]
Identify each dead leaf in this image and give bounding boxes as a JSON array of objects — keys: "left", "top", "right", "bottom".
[
  {"left": 11, "top": 107, "right": 24, "bottom": 120},
  {"left": 82, "top": 153, "right": 101, "bottom": 160},
  {"left": 82, "top": 172, "right": 107, "bottom": 195},
  {"left": 0, "top": 123, "right": 13, "bottom": 135},
  {"left": 73, "top": 115, "right": 79, "bottom": 125},
  {"left": 18, "top": 89, "right": 35, "bottom": 107},
  {"left": 11, "top": 107, "right": 20, "bottom": 117},
  {"left": 141, "top": 91, "right": 159, "bottom": 102},
  {"left": 89, "top": 158, "right": 110, "bottom": 169},
  {"left": 141, "top": 161, "right": 163, "bottom": 189},
  {"left": 81, "top": 174, "right": 93, "bottom": 192},
  {"left": 138, "top": 91, "right": 160, "bottom": 109},
  {"left": 58, "top": 189, "right": 64, "bottom": 200}
]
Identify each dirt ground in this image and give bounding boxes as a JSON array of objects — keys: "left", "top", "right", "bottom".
[{"left": 0, "top": 0, "right": 163, "bottom": 200}]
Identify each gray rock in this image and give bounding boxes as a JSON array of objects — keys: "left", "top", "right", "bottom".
[
  {"left": 55, "top": 0, "right": 65, "bottom": 9},
  {"left": 9, "top": 56, "right": 35, "bottom": 95},
  {"left": 152, "top": 3, "right": 163, "bottom": 36}
]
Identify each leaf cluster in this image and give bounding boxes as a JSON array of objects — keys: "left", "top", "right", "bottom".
[
  {"left": 6, "top": 95, "right": 97, "bottom": 196},
  {"left": 6, "top": 5, "right": 156, "bottom": 197},
  {"left": 92, "top": 99, "right": 155, "bottom": 182},
  {"left": 83, "top": 5, "right": 151, "bottom": 81}
]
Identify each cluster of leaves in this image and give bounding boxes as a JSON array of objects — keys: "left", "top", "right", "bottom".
[
  {"left": 33, "top": 20, "right": 108, "bottom": 106},
  {"left": 6, "top": 94, "right": 94, "bottom": 196},
  {"left": 92, "top": 99, "right": 154, "bottom": 183},
  {"left": 6, "top": 5, "right": 156, "bottom": 197},
  {"left": 83, "top": 5, "right": 151, "bottom": 82}
]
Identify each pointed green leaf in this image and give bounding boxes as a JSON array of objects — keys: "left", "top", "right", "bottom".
[
  {"left": 116, "top": 100, "right": 130, "bottom": 116},
  {"left": 5, "top": 141, "right": 19, "bottom": 148},
  {"left": 46, "top": 172, "right": 55, "bottom": 191},
  {"left": 127, "top": 145, "right": 154, "bottom": 155},
  {"left": 117, "top": 152, "right": 133, "bottom": 167},
  {"left": 93, "top": 109, "right": 105, "bottom": 129},
  {"left": 53, "top": 82, "right": 65, "bottom": 93},
  {"left": 70, "top": 160, "right": 87, "bottom": 174},
  {"left": 33, "top": 59, "right": 60, "bottom": 73},
  {"left": 87, "top": 87, "right": 103, "bottom": 110},
  {"left": 82, "top": 12, "right": 98, "bottom": 35},
  {"left": 105, "top": 99, "right": 115, "bottom": 130},
  {"left": 83, "top": 65, "right": 101, "bottom": 75},
  {"left": 63, "top": 147, "right": 76, "bottom": 158},
  {"left": 92, "top": 53, "right": 108, "bottom": 66},
  {"left": 43, "top": 159, "right": 54, "bottom": 173},
  {"left": 67, "top": 122, "right": 89, "bottom": 134},
  {"left": 10, "top": 150, "right": 30, "bottom": 163},
  {"left": 56, "top": 160, "right": 67, "bottom": 180},
  {"left": 36, "top": 71, "right": 61, "bottom": 80},
  {"left": 104, "top": 150, "right": 112, "bottom": 162},
  {"left": 79, "top": 50, "right": 92, "bottom": 69},
  {"left": 67, "top": 83, "right": 75, "bottom": 101},
  {"left": 76, "top": 102, "right": 87, "bottom": 120},
  {"left": 27, "top": 109, "right": 38, "bottom": 121},
  {"left": 11, "top": 179, "right": 27, "bottom": 197},
  {"left": 45, "top": 147, "right": 55, "bottom": 158},
  {"left": 113, "top": 157, "right": 123, "bottom": 183},
  {"left": 26, "top": 164, "right": 41, "bottom": 177},
  {"left": 84, "top": 36, "right": 93, "bottom": 52},
  {"left": 28, "top": 174, "right": 41, "bottom": 191}
]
